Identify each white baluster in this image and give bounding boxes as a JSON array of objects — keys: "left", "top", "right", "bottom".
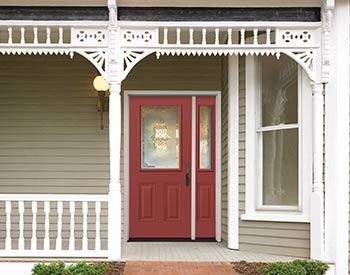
[
  {"left": 44, "top": 201, "right": 50, "bottom": 251},
  {"left": 227, "top": 28, "right": 232, "bottom": 45},
  {"left": 31, "top": 201, "right": 37, "bottom": 250},
  {"left": 163, "top": 28, "right": 168, "bottom": 45},
  {"left": 58, "top": 27, "right": 63, "bottom": 44},
  {"left": 33, "top": 27, "right": 38, "bottom": 44},
  {"left": 253, "top": 28, "right": 258, "bottom": 45},
  {"left": 202, "top": 28, "right": 207, "bottom": 45},
  {"left": 20, "top": 27, "right": 25, "bottom": 44},
  {"left": 69, "top": 201, "right": 75, "bottom": 250},
  {"left": 8, "top": 27, "right": 12, "bottom": 44},
  {"left": 189, "top": 28, "right": 194, "bottom": 45},
  {"left": 266, "top": 28, "right": 271, "bottom": 45},
  {"left": 5, "top": 201, "right": 11, "bottom": 250},
  {"left": 56, "top": 201, "right": 63, "bottom": 250},
  {"left": 275, "top": 28, "right": 280, "bottom": 44},
  {"left": 46, "top": 28, "right": 51, "bottom": 44},
  {"left": 18, "top": 201, "right": 24, "bottom": 250},
  {"left": 82, "top": 201, "right": 88, "bottom": 251},
  {"left": 215, "top": 28, "right": 220, "bottom": 45},
  {"left": 95, "top": 202, "right": 101, "bottom": 251},
  {"left": 240, "top": 29, "right": 245, "bottom": 45},
  {"left": 176, "top": 28, "right": 181, "bottom": 45}
]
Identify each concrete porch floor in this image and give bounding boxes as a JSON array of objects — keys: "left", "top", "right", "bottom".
[{"left": 122, "top": 242, "right": 295, "bottom": 262}]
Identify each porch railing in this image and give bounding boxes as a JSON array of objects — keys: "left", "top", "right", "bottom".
[
  {"left": 0, "top": 194, "right": 109, "bottom": 258},
  {"left": 119, "top": 22, "right": 321, "bottom": 49},
  {"left": 0, "top": 21, "right": 108, "bottom": 48}
]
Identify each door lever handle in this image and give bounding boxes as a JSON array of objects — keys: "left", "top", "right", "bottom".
[{"left": 185, "top": 161, "right": 191, "bottom": 187}]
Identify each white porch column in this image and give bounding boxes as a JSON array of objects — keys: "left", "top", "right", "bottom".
[
  {"left": 324, "top": 0, "right": 350, "bottom": 273},
  {"left": 227, "top": 55, "right": 239, "bottom": 250},
  {"left": 108, "top": 82, "right": 122, "bottom": 260},
  {"left": 107, "top": 0, "right": 122, "bottom": 260},
  {"left": 310, "top": 82, "right": 325, "bottom": 260}
]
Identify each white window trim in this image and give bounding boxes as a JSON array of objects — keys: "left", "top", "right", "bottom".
[{"left": 241, "top": 55, "right": 312, "bottom": 223}]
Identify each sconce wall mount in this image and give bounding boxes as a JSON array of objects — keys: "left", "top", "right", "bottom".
[{"left": 93, "top": 75, "right": 110, "bottom": 130}]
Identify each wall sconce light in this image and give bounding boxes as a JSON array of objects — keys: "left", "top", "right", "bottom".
[{"left": 93, "top": 75, "right": 109, "bottom": 130}]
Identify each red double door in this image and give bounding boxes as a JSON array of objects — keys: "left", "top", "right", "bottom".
[{"left": 129, "top": 96, "right": 216, "bottom": 239}]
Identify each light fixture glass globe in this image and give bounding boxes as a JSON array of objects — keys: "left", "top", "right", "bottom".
[{"left": 93, "top": 76, "right": 109, "bottom": 92}]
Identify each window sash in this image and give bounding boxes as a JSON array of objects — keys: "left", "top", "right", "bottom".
[
  {"left": 256, "top": 123, "right": 299, "bottom": 133},
  {"left": 256, "top": 64, "right": 301, "bottom": 211}
]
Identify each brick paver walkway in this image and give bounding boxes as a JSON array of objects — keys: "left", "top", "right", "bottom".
[{"left": 123, "top": 261, "right": 237, "bottom": 275}]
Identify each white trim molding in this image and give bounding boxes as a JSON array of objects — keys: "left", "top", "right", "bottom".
[
  {"left": 227, "top": 55, "right": 239, "bottom": 249},
  {"left": 242, "top": 55, "right": 312, "bottom": 223},
  {"left": 0, "top": 18, "right": 327, "bottom": 84}
]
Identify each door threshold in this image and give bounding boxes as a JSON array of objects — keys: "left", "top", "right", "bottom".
[{"left": 128, "top": 238, "right": 216, "bottom": 242}]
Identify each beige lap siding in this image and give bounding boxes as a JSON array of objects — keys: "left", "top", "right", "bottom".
[
  {"left": 237, "top": 56, "right": 310, "bottom": 258},
  {"left": 0, "top": 55, "right": 109, "bottom": 250}
]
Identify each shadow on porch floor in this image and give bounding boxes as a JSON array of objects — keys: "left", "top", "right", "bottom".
[{"left": 122, "top": 242, "right": 295, "bottom": 262}]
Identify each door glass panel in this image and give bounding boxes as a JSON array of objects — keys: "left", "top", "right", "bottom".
[
  {"left": 199, "top": 106, "right": 212, "bottom": 169},
  {"left": 141, "top": 106, "right": 180, "bottom": 169},
  {"left": 262, "top": 128, "right": 298, "bottom": 206}
]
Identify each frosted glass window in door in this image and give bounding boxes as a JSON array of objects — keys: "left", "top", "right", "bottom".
[
  {"left": 199, "top": 106, "right": 212, "bottom": 169},
  {"left": 141, "top": 106, "right": 179, "bottom": 169}
]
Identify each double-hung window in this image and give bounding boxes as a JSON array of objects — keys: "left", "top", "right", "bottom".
[{"left": 242, "top": 54, "right": 312, "bottom": 222}]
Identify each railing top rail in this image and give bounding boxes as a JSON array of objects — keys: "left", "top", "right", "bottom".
[
  {"left": 118, "top": 21, "right": 321, "bottom": 28},
  {"left": 0, "top": 21, "right": 108, "bottom": 27},
  {"left": 0, "top": 194, "right": 109, "bottom": 202}
]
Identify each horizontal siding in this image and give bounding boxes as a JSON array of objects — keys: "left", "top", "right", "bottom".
[
  {"left": 123, "top": 54, "right": 221, "bottom": 91},
  {"left": 0, "top": 55, "right": 109, "bottom": 250},
  {"left": 237, "top": 56, "right": 311, "bottom": 258}
]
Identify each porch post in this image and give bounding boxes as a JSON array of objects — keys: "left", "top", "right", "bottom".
[
  {"left": 227, "top": 55, "right": 239, "bottom": 250},
  {"left": 310, "top": 82, "right": 325, "bottom": 260},
  {"left": 108, "top": 83, "right": 122, "bottom": 260},
  {"left": 324, "top": 0, "right": 350, "bottom": 273},
  {"left": 107, "top": 0, "right": 122, "bottom": 260}
]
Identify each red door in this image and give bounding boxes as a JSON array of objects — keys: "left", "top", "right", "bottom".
[{"left": 129, "top": 96, "right": 192, "bottom": 238}]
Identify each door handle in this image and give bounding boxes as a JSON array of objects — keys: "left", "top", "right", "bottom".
[{"left": 185, "top": 161, "right": 191, "bottom": 187}]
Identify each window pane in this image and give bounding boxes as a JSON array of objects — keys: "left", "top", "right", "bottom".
[
  {"left": 263, "top": 128, "right": 298, "bottom": 206},
  {"left": 199, "top": 106, "right": 212, "bottom": 169},
  {"left": 262, "top": 55, "right": 298, "bottom": 127},
  {"left": 141, "top": 106, "right": 179, "bottom": 169}
]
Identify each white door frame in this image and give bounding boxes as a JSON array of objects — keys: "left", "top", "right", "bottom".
[{"left": 123, "top": 90, "right": 221, "bottom": 242}]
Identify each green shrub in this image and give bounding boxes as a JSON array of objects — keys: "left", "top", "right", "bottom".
[
  {"left": 293, "top": 259, "right": 329, "bottom": 275},
  {"left": 66, "top": 262, "right": 108, "bottom": 275},
  {"left": 258, "top": 260, "right": 330, "bottom": 275},
  {"left": 32, "top": 262, "right": 66, "bottom": 275},
  {"left": 31, "top": 261, "right": 108, "bottom": 275},
  {"left": 258, "top": 262, "right": 307, "bottom": 275}
]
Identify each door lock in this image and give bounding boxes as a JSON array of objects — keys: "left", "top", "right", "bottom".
[{"left": 185, "top": 161, "right": 191, "bottom": 187}]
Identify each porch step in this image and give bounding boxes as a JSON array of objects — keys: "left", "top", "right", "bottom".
[
  {"left": 0, "top": 258, "right": 108, "bottom": 263},
  {"left": 0, "top": 262, "right": 37, "bottom": 275},
  {"left": 0, "top": 260, "right": 110, "bottom": 275}
]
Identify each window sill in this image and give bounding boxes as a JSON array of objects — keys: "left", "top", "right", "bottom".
[{"left": 241, "top": 213, "right": 310, "bottom": 223}]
